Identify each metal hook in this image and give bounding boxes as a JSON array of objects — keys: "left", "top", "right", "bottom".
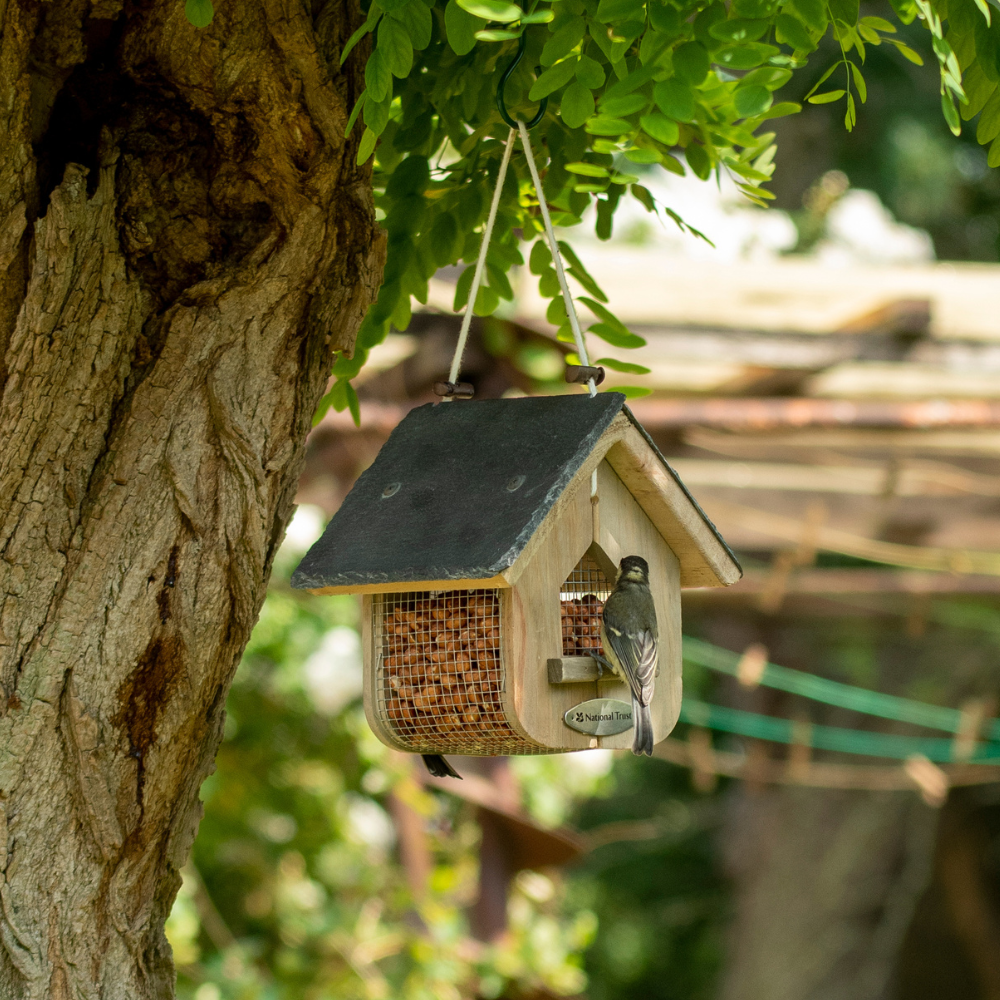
[{"left": 496, "top": 32, "right": 547, "bottom": 130}]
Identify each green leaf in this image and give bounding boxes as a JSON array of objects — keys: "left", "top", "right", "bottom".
[
  {"left": 530, "top": 58, "right": 579, "bottom": 100},
  {"left": 653, "top": 79, "right": 695, "bottom": 121},
  {"left": 640, "top": 111, "right": 680, "bottom": 144},
  {"left": 365, "top": 49, "right": 392, "bottom": 102},
  {"left": 577, "top": 55, "right": 606, "bottom": 88},
  {"left": 521, "top": 8, "right": 554, "bottom": 22},
  {"left": 761, "top": 100, "right": 802, "bottom": 118},
  {"left": 364, "top": 92, "right": 391, "bottom": 134},
  {"left": 845, "top": 91, "right": 857, "bottom": 130},
  {"left": 356, "top": 127, "right": 377, "bottom": 164},
  {"left": 529, "top": 240, "right": 552, "bottom": 275},
  {"left": 445, "top": 0, "right": 482, "bottom": 54},
  {"left": 475, "top": 27, "right": 522, "bottom": 38},
  {"left": 429, "top": 213, "right": 461, "bottom": 266},
  {"left": 596, "top": 357, "right": 652, "bottom": 374},
  {"left": 734, "top": 84, "right": 773, "bottom": 117},
  {"left": 829, "top": 0, "right": 859, "bottom": 25},
  {"left": 595, "top": 0, "right": 645, "bottom": 23},
  {"left": 575, "top": 182, "right": 611, "bottom": 193},
  {"left": 774, "top": 13, "right": 815, "bottom": 51},
  {"left": 589, "top": 323, "right": 647, "bottom": 348},
  {"left": 341, "top": 9, "right": 382, "bottom": 65},
  {"left": 388, "top": 2, "right": 432, "bottom": 48},
  {"left": 474, "top": 283, "right": 500, "bottom": 316},
  {"left": 345, "top": 381, "right": 362, "bottom": 426},
  {"left": 741, "top": 66, "right": 794, "bottom": 89},
  {"left": 789, "top": 0, "right": 827, "bottom": 31},
  {"left": 600, "top": 93, "right": 648, "bottom": 117},
  {"left": 580, "top": 296, "right": 632, "bottom": 336},
  {"left": 942, "top": 91, "right": 961, "bottom": 136},
  {"left": 889, "top": 38, "right": 924, "bottom": 64},
  {"left": 585, "top": 116, "right": 633, "bottom": 135},
  {"left": 565, "top": 162, "right": 610, "bottom": 176},
  {"left": 606, "top": 384, "right": 652, "bottom": 398},
  {"left": 804, "top": 61, "right": 839, "bottom": 98},
  {"left": 457, "top": 0, "right": 523, "bottom": 20},
  {"left": 672, "top": 41, "right": 711, "bottom": 85},
  {"left": 850, "top": 62, "right": 867, "bottom": 103},
  {"left": 961, "top": 61, "right": 995, "bottom": 121},
  {"left": 454, "top": 265, "right": 474, "bottom": 311},
  {"left": 624, "top": 146, "right": 663, "bottom": 163},
  {"left": 610, "top": 172, "right": 639, "bottom": 184},
  {"left": 345, "top": 91, "right": 367, "bottom": 137},
  {"left": 542, "top": 16, "right": 587, "bottom": 65},
  {"left": 630, "top": 184, "right": 656, "bottom": 211},
  {"left": 709, "top": 18, "right": 770, "bottom": 42},
  {"left": 715, "top": 42, "right": 781, "bottom": 67},
  {"left": 559, "top": 242, "right": 608, "bottom": 302},
  {"left": 807, "top": 89, "right": 846, "bottom": 103},
  {"left": 686, "top": 141, "right": 711, "bottom": 179},
  {"left": 989, "top": 132, "right": 1000, "bottom": 167},
  {"left": 378, "top": 17, "right": 414, "bottom": 77},
  {"left": 977, "top": 88, "right": 1000, "bottom": 143},
  {"left": 860, "top": 15, "right": 896, "bottom": 31},
  {"left": 184, "top": 0, "right": 214, "bottom": 27}
]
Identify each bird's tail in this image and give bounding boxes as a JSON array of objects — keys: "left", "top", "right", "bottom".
[
  {"left": 422, "top": 754, "right": 462, "bottom": 779},
  {"left": 631, "top": 700, "right": 654, "bottom": 757}
]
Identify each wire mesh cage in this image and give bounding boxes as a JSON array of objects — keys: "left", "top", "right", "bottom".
[
  {"left": 560, "top": 553, "right": 611, "bottom": 658},
  {"left": 373, "top": 588, "right": 547, "bottom": 755}
]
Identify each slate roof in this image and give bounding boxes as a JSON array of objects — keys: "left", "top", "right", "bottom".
[{"left": 291, "top": 393, "right": 737, "bottom": 590}]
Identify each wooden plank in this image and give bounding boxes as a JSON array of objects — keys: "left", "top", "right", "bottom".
[
  {"left": 547, "top": 656, "right": 601, "bottom": 684},
  {"left": 510, "top": 469, "right": 600, "bottom": 752},
  {"left": 683, "top": 568, "right": 1000, "bottom": 595},
  {"left": 361, "top": 595, "right": 410, "bottom": 753},
  {"left": 668, "top": 458, "right": 1000, "bottom": 498},
  {"left": 307, "top": 574, "right": 510, "bottom": 596}
]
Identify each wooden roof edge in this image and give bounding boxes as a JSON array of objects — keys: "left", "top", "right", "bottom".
[{"left": 606, "top": 412, "right": 742, "bottom": 588}]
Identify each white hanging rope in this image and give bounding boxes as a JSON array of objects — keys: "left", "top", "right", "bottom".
[
  {"left": 517, "top": 120, "right": 596, "bottom": 398},
  {"left": 447, "top": 128, "right": 518, "bottom": 391},
  {"left": 446, "top": 122, "right": 596, "bottom": 398}
]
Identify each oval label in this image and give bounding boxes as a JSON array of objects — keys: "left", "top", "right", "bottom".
[{"left": 564, "top": 698, "right": 634, "bottom": 736}]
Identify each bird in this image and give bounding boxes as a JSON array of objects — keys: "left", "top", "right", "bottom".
[
  {"left": 422, "top": 754, "right": 462, "bottom": 779},
  {"left": 599, "top": 555, "right": 658, "bottom": 756}
]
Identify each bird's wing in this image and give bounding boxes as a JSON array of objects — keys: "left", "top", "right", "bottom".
[{"left": 604, "top": 626, "right": 657, "bottom": 708}]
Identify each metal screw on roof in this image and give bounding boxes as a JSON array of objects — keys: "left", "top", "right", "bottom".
[
  {"left": 506, "top": 475, "right": 525, "bottom": 492},
  {"left": 382, "top": 482, "right": 401, "bottom": 499}
]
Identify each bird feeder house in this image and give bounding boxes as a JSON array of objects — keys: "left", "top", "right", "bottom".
[{"left": 292, "top": 394, "right": 740, "bottom": 755}]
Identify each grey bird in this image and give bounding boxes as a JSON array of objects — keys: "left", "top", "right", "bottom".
[{"left": 599, "top": 555, "right": 658, "bottom": 756}]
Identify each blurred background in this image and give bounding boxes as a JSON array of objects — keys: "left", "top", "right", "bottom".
[{"left": 170, "top": 12, "right": 1000, "bottom": 1000}]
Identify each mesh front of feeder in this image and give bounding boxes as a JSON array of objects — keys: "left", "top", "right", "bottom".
[
  {"left": 560, "top": 553, "right": 611, "bottom": 657},
  {"left": 373, "top": 589, "right": 546, "bottom": 755}
]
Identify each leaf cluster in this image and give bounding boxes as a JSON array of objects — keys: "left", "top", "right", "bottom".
[{"left": 183, "top": 0, "right": 986, "bottom": 419}]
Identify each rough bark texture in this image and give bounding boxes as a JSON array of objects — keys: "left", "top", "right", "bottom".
[{"left": 0, "top": 1, "right": 384, "bottom": 996}]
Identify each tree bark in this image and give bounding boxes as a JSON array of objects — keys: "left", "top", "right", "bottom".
[{"left": 0, "top": 1, "right": 384, "bottom": 996}]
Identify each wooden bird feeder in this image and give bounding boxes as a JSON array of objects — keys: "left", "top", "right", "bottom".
[{"left": 292, "top": 393, "right": 740, "bottom": 755}]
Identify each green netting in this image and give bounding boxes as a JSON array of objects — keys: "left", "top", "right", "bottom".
[
  {"left": 679, "top": 698, "right": 1000, "bottom": 764},
  {"left": 682, "top": 636, "right": 1000, "bottom": 742}
]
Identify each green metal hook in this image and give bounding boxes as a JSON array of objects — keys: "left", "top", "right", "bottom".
[{"left": 496, "top": 32, "right": 547, "bottom": 130}]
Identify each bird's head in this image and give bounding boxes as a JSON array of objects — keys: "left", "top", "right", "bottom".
[{"left": 618, "top": 555, "right": 649, "bottom": 585}]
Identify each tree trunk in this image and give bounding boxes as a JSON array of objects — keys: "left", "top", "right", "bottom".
[
  {"left": 718, "top": 784, "right": 938, "bottom": 1000},
  {"left": 0, "top": 2, "right": 383, "bottom": 996}
]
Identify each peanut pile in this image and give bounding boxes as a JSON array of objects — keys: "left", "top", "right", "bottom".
[
  {"left": 561, "top": 594, "right": 604, "bottom": 656},
  {"left": 381, "top": 591, "right": 505, "bottom": 734}
]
